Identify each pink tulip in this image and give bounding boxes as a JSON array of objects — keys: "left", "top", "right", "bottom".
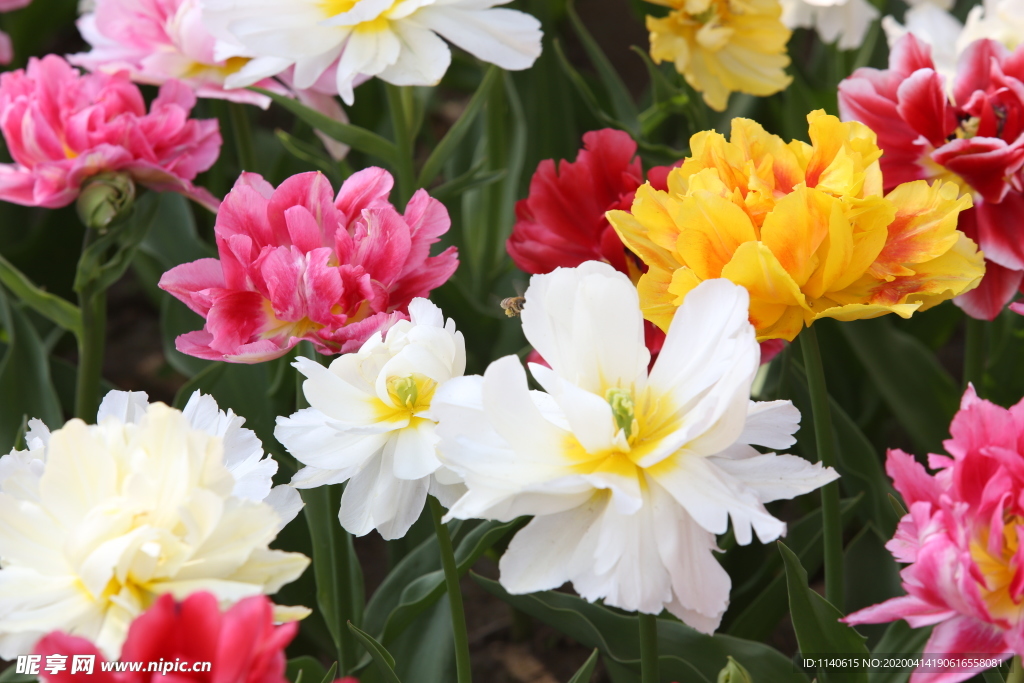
[
  {"left": 160, "top": 169, "right": 458, "bottom": 363},
  {"left": 0, "top": 55, "right": 221, "bottom": 210},
  {"left": 844, "top": 386, "right": 1024, "bottom": 682},
  {"left": 34, "top": 593, "right": 298, "bottom": 683}
]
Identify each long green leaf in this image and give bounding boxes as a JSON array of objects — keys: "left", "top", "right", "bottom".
[
  {"left": 868, "top": 621, "right": 932, "bottom": 683},
  {"left": 303, "top": 485, "right": 364, "bottom": 674},
  {"left": 417, "top": 66, "right": 500, "bottom": 189},
  {"left": 553, "top": 40, "right": 628, "bottom": 132},
  {"left": 473, "top": 574, "right": 807, "bottom": 683},
  {"left": 839, "top": 317, "right": 958, "bottom": 454},
  {"left": 0, "top": 287, "right": 64, "bottom": 452},
  {"left": 0, "top": 252, "right": 81, "bottom": 336},
  {"left": 568, "top": 649, "right": 600, "bottom": 683},
  {"left": 565, "top": 0, "right": 639, "bottom": 132},
  {"left": 253, "top": 88, "right": 398, "bottom": 164},
  {"left": 725, "top": 496, "right": 862, "bottom": 640},
  {"left": 779, "top": 541, "right": 869, "bottom": 683},
  {"left": 348, "top": 623, "right": 402, "bottom": 683},
  {"left": 786, "top": 361, "right": 896, "bottom": 538}
]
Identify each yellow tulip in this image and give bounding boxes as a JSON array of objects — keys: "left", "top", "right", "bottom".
[
  {"left": 646, "top": 0, "right": 793, "bottom": 111},
  {"left": 607, "top": 111, "right": 984, "bottom": 342}
]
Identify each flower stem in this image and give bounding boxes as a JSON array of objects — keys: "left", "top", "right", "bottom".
[
  {"left": 74, "top": 283, "right": 106, "bottom": 422},
  {"left": 385, "top": 84, "right": 417, "bottom": 209},
  {"left": 638, "top": 613, "right": 659, "bottom": 683},
  {"left": 963, "top": 315, "right": 987, "bottom": 392},
  {"left": 1007, "top": 656, "right": 1023, "bottom": 683},
  {"left": 228, "top": 102, "right": 257, "bottom": 173},
  {"left": 799, "top": 324, "right": 844, "bottom": 609},
  {"left": 428, "top": 496, "right": 472, "bottom": 683}
]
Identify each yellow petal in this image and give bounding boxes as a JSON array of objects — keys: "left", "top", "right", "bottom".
[
  {"left": 760, "top": 187, "right": 834, "bottom": 287},
  {"left": 867, "top": 180, "right": 973, "bottom": 281},
  {"left": 720, "top": 241, "right": 809, "bottom": 340},
  {"left": 674, "top": 190, "right": 758, "bottom": 279},
  {"left": 638, "top": 266, "right": 687, "bottom": 332},
  {"left": 607, "top": 186, "right": 682, "bottom": 273},
  {"left": 804, "top": 110, "right": 883, "bottom": 197}
]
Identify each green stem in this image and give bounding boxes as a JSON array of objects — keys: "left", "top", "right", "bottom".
[
  {"left": 1007, "top": 656, "right": 1023, "bottom": 683},
  {"left": 638, "top": 613, "right": 659, "bottom": 683},
  {"left": 228, "top": 102, "right": 257, "bottom": 173},
  {"left": 963, "top": 315, "right": 987, "bottom": 392},
  {"left": 385, "top": 84, "right": 416, "bottom": 209},
  {"left": 429, "top": 496, "right": 472, "bottom": 683},
  {"left": 799, "top": 324, "right": 844, "bottom": 609},
  {"left": 74, "top": 284, "right": 106, "bottom": 422}
]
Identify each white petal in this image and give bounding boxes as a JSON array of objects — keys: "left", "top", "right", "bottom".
[
  {"left": 498, "top": 496, "right": 605, "bottom": 595},
  {"left": 378, "top": 19, "right": 452, "bottom": 86},
  {"left": 415, "top": 4, "right": 542, "bottom": 71},
  {"left": 650, "top": 454, "right": 784, "bottom": 545},
  {"left": 290, "top": 464, "right": 362, "bottom": 488},
  {"left": 391, "top": 419, "right": 442, "bottom": 480},
  {"left": 737, "top": 400, "right": 801, "bottom": 449},
  {"left": 529, "top": 364, "right": 616, "bottom": 455},
  {"left": 520, "top": 262, "right": 648, "bottom": 395},
  {"left": 710, "top": 453, "right": 839, "bottom": 503},
  {"left": 264, "top": 484, "right": 304, "bottom": 532},
  {"left": 276, "top": 407, "right": 389, "bottom": 472},
  {"left": 650, "top": 484, "right": 730, "bottom": 633},
  {"left": 97, "top": 391, "right": 150, "bottom": 424}
]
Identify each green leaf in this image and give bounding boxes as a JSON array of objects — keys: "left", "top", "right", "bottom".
[
  {"left": 348, "top": 623, "right": 402, "bottom": 683},
  {"left": 868, "top": 621, "right": 932, "bottom": 683},
  {"left": 366, "top": 519, "right": 521, "bottom": 645},
  {"left": 0, "top": 252, "right": 81, "bottom": 336},
  {"left": 786, "top": 361, "right": 896, "bottom": 537},
  {"left": 0, "top": 666, "right": 36, "bottom": 683},
  {"left": 430, "top": 166, "right": 506, "bottom": 206},
  {"left": 417, "top": 66, "right": 500, "bottom": 189},
  {"left": 725, "top": 496, "right": 862, "bottom": 641},
  {"left": 286, "top": 656, "right": 327, "bottom": 683},
  {"left": 568, "top": 649, "right": 600, "bottom": 683},
  {"left": 320, "top": 662, "right": 339, "bottom": 683},
  {"left": 473, "top": 573, "right": 807, "bottom": 683},
  {"left": 304, "top": 485, "right": 364, "bottom": 675},
  {"left": 888, "top": 494, "right": 908, "bottom": 519},
  {"left": 839, "top": 317, "right": 958, "bottom": 454},
  {"left": 0, "top": 287, "right": 64, "bottom": 452},
  {"left": 778, "top": 541, "right": 869, "bottom": 683},
  {"left": 565, "top": 0, "right": 639, "bottom": 132},
  {"left": 253, "top": 88, "right": 398, "bottom": 164},
  {"left": 552, "top": 39, "right": 628, "bottom": 132},
  {"left": 275, "top": 129, "right": 343, "bottom": 184}
]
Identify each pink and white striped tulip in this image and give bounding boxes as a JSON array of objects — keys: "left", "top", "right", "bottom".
[
  {"left": 844, "top": 386, "right": 1024, "bottom": 681},
  {"left": 159, "top": 169, "right": 458, "bottom": 363},
  {"left": 0, "top": 55, "right": 221, "bottom": 210}
]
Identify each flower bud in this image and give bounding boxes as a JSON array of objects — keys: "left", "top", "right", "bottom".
[
  {"left": 717, "top": 657, "right": 753, "bottom": 683},
  {"left": 76, "top": 172, "right": 136, "bottom": 232}
]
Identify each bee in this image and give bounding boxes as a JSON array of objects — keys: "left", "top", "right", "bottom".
[{"left": 500, "top": 296, "right": 526, "bottom": 317}]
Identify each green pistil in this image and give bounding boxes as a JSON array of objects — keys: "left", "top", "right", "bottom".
[
  {"left": 606, "top": 388, "right": 637, "bottom": 440},
  {"left": 391, "top": 376, "right": 419, "bottom": 409}
]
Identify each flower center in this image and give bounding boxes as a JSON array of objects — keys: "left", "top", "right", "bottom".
[
  {"left": 955, "top": 116, "right": 982, "bottom": 140},
  {"left": 606, "top": 388, "right": 638, "bottom": 441},
  {"left": 387, "top": 373, "right": 437, "bottom": 412},
  {"left": 970, "top": 515, "right": 1024, "bottom": 620}
]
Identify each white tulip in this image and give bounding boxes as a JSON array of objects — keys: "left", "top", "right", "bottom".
[
  {"left": 0, "top": 392, "right": 309, "bottom": 660},
  {"left": 199, "top": 0, "right": 543, "bottom": 105},
  {"left": 432, "top": 262, "right": 838, "bottom": 633},
  {"left": 276, "top": 298, "right": 467, "bottom": 540}
]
